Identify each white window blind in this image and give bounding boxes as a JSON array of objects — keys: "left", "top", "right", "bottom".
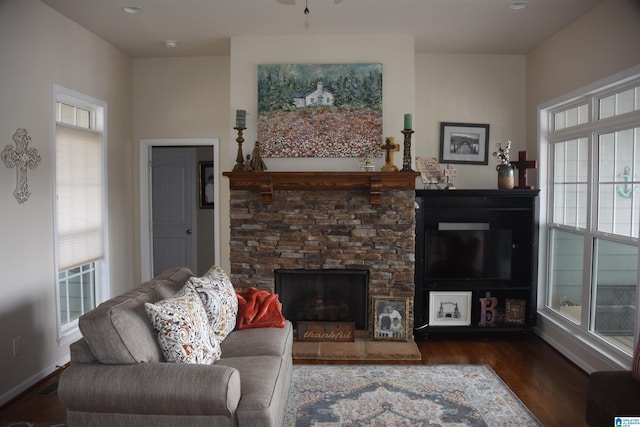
[{"left": 55, "top": 125, "right": 103, "bottom": 271}]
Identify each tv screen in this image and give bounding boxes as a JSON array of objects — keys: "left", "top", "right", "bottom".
[{"left": 425, "top": 229, "right": 512, "bottom": 280}]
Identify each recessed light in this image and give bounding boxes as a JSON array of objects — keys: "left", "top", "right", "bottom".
[
  {"left": 164, "top": 40, "right": 179, "bottom": 48},
  {"left": 122, "top": 6, "right": 143, "bottom": 14},
  {"left": 509, "top": 2, "right": 528, "bottom": 10}
]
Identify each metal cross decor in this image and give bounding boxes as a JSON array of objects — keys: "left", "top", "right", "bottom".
[{"left": 2, "top": 128, "right": 41, "bottom": 204}]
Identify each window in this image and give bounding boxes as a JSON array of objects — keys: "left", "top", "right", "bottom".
[
  {"left": 53, "top": 85, "right": 108, "bottom": 344},
  {"left": 543, "top": 71, "right": 640, "bottom": 356}
]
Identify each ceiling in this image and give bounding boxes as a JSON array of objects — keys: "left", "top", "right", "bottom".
[{"left": 40, "top": 0, "right": 602, "bottom": 58}]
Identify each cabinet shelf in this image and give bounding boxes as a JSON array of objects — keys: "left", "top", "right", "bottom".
[
  {"left": 426, "top": 282, "right": 531, "bottom": 292},
  {"left": 414, "top": 189, "right": 540, "bottom": 339}
]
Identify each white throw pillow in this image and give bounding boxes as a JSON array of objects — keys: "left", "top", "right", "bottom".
[
  {"left": 188, "top": 265, "right": 238, "bottom": 342},
  {"left": 145, "top": 285, "right": 221, "bottom": 364}
]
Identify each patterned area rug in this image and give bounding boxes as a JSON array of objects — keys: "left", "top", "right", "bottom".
[{"left": 285, "top": 364, "right": 542, "bottom": 426}]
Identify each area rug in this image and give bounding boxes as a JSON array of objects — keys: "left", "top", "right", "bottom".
[
  {"left": 285, "top": 364, "right": 541, "bottom": 426},
  {"left": 293, "top": 339, "right": 422, "bottom": 361}
]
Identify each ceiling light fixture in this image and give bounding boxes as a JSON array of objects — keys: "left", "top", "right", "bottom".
[
  {"left": 508, "top": 2, "right": 528, "bottom": 10},
  {"left": 304, "top": 0, "right": 310, "bottom": 15},
  {"left": 122, "top": 5, "right": 143, "bottom": 14},
  {"left": 164, "top": 40, "right": 178, "bottom": 48}
]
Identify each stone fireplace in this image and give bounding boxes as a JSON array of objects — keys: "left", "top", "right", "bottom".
[{"left": 224, "top": 171, "right": 418, "bottom": 338}]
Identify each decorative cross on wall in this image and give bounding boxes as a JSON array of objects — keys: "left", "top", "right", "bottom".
[
  {"left": 511, "top": 150, "right": 537, "bottom": 190},
  {"left": 2, "top": 129, "right": 41, "bottom": 204}
]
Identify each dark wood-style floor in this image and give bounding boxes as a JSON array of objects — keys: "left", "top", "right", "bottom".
[{"left": 0, "top": 334, "right": 589, "bottom": 426}]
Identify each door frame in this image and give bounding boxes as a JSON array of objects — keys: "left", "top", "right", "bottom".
[{"left": 140, "top": 138, "right": 220, "bottom": 282}]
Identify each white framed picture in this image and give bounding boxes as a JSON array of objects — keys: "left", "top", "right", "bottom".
[{"left": 429, "top": 291, "right": 472, "bottom": 326}]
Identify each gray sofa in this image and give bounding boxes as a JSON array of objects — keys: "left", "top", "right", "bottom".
[{"left": 58, "top": 266, "right": 293, "bottom": 427}]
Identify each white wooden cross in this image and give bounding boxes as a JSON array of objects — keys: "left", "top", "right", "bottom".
[{"left": 2, "top": 129, "right": 41, "bottom": 204}]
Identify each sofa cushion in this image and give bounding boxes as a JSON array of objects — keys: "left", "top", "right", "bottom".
[
  {"left": 79, "top": 267, "right": 193, "bottom": 364},
  {"left": 145, "top": 284, "right": 221, "bottom": 364},
  {"left": 188, "top": 265, "right": 238, "bottom": 343},
  {"left": 221, "top": 320, "right": 292, "bottom": 358}
]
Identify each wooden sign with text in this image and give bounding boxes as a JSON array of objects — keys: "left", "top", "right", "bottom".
[{"left": 296, "top": 321, "right": 355, "bottom": 342}]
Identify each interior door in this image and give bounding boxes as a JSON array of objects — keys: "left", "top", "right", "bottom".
[{"left": 151, "top": 147, "right": 197, "bottom": 276}]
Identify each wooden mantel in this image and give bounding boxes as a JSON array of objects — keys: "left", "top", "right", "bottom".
[{"left": 223, "top": 171, "right": 419, "bottom": 204}]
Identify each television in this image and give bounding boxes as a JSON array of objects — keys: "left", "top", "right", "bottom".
[{"left": 425, "top": 229, "right": 512, "bottom": 280}]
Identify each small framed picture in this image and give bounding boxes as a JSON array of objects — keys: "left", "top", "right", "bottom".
[
  {"left": 199, "top": 161, "right": 214, "bottom": 209},
  {"left": 429, "top": 291, "right": 472, "bottom": 326},
  {"left": 505, "top": 299, "right": 527, "bottom": 325},
  {"left": 439, "top": 122, "right": 490, "bottom": 165},
  {"left": 373, "top": 297, "right": 409, "bottom": 341}
]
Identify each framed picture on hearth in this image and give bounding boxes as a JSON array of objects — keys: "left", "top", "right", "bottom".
[
  {"left": 429, "top": 291, "right": 472, "bottom": 326},
  {"left": 373, "top": 297, "right": 409, "bottom": 341}
]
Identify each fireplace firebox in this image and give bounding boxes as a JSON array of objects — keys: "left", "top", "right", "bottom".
[{"left": 274, "top": 269, "right": 368, "bottom": 330}]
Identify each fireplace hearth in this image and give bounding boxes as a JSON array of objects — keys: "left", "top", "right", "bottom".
[{"left": 275, "top": 269, "right": 368, "bottom": 330}]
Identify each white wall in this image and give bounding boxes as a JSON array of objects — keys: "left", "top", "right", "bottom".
[
  {"left": 132, "top": 57, "right": 230, "bottom": 282},
  {"left": 0, "top": 0, "right": 133, "bottom": 403},
  {"left": 415, "top": 54, "right": 526, "bottom": 189}
]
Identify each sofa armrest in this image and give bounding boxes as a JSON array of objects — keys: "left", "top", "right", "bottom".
[{"left": 59, "top": 362, "right": 240, "bottom": 417}]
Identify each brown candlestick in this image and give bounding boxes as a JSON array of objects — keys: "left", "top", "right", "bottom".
[
  {"left": 232, "top": 127, "right": 246, "bottom": 172},
  {"left": 401, "top": 129, "right": 414, "bottom": 172}
]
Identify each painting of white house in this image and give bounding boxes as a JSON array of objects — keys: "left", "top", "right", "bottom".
[{"left": 257, "top": 63, "right": 382, "bottom": 158}]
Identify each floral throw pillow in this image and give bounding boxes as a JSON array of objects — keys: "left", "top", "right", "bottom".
[
  {"left": 188, "top": 265, "right": 238, "bottom": 342},
  {"left": 145, "top": 285, "right": 221, "bottom": 364}
]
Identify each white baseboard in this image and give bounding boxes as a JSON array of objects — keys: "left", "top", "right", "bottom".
[{"left": 0, "top": 354, "right": 70, "bottom": 407}]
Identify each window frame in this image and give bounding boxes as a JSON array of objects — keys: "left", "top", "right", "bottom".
[
  {"left": 539, "top": 66, "right": 640, "bottom": 366},
  {"left": 52, "top": 84, "right": 109, "bottom": 345}
]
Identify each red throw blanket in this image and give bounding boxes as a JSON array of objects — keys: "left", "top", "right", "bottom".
[{"left": 236, "top": 287, "right": 285, "bottom": 330}]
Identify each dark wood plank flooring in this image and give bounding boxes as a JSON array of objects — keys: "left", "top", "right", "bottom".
[{"left": 0, "top": 334, "right": 589, "bottom": 426}]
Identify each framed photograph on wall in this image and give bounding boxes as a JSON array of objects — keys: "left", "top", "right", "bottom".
[
  {"left": 429, "top": 291, "right": 472, "bottom": 326},
  {"left": 439, "top": 122, "right": 490, "bottom": 165},
  {"left": 199, "top": 161, "right": 214, "bottom": 209},
  {"left": 373, "top": 297, "right": 409, "bottom": 341}
]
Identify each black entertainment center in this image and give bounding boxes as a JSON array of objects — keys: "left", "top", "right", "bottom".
[{"left": 414, "top": 189, "right": 540, "bottom": 338}]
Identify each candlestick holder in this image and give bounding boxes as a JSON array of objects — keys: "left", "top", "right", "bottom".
[
  {"left": 232, "top": 127, "right": 246, "bottom": 172},
  {"left": 401, "top": 129, "right": 414, "bottom": 172}
]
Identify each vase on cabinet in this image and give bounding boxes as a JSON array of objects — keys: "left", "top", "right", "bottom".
[{"left": 497, "top": 164, "right": 515, "bottom": 189}]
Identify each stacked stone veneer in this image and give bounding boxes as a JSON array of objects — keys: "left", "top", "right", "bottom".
[{"left": 228, "top": 187, "right": 416, "bottom": 337}]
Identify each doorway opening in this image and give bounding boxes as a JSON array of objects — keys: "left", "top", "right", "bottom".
[{"left": 139, "top": 138, "right": 220, "bottom": 281}]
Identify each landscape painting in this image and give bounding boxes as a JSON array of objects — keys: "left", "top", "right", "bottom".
[{"left": 257, "top": 63, "right": 382, "bottom": 158}]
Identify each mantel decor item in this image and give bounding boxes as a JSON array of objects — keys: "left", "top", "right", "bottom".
[
  {"left": 2, "top": 128, "right": 41, "bottom": 204},
  {"left": 373, "top": 297, "right": 409, "bottom": 341},
  {"left": 439, "top": 122, "right": 489, "bottom": 165},
  {"left": 493, "top": 141, "right": 514, "bottom": 189},
  {"left": 401, "top": 128, "right": 415, "bottom": 172},
  {"left": 511, "top": 150, "right": 537, "bottom": 189},
  {"left": 380, "top": 137, "right": 399, "bottom": 172},
  {"left": 232, "top": 109, "right": 247, "bottom": 172},
  {"left": 415, "top": 156, "right": 444, "bottom": 189}
]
